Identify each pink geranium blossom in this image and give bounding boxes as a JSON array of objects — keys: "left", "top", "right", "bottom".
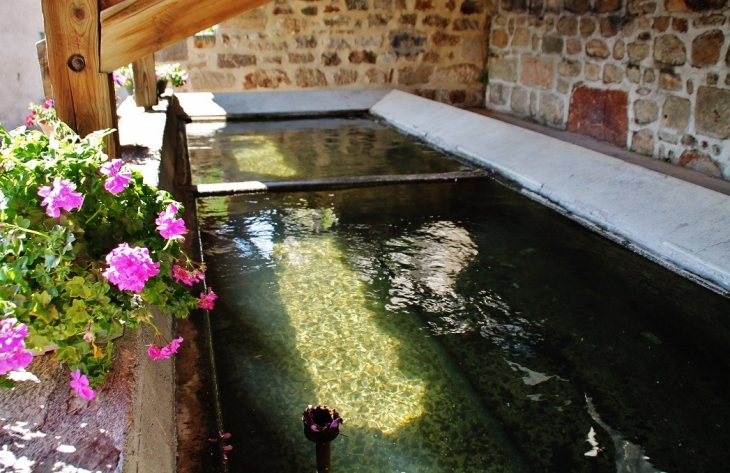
[
  {"left": 37, "top": 177, "right": 84, "bottom": 218},
  {"left": 172, "top": 264, "right": 205, "bottom": 286},
  {"left": 197, "top": 288, "right": 217, "bottom": 310},
  {"left": 147, "top": 336, "right": 184, "bottom": 360},
  {"left": 69, "top": 370, "right": 95, "bottom": 400},
  {"left": 0, "top": 319, "right": 33, "bottom": 376},
  {"left": 155, "top": 204, "right": 187, "bottom": 240},
  {"left": 25, "top": 110, "right": 37, "bottom": 126},
  {"left": 100, "top": 159, "right": 132, "bottom": 194},
  {"left": 102, "top": 243, "right": 160, "bottom": 292}
]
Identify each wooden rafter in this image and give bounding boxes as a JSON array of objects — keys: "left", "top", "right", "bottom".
[{"left": 100, "top": 0, "right": 271, "bottom": 72}]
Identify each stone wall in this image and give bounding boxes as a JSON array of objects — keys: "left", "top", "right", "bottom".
[
  {"left": 486, "top": 0, "right": 730, "bottom": 179},
  {"left": 156, "top": 0, "right": 489, "bottom": 107}
]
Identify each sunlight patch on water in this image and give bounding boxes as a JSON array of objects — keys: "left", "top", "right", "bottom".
[
  {"left": 231, "top": 136, "right": 298, "bottom": 178},
  {"left": 275, "top": 235, "right": 426, "bottom": 434}
]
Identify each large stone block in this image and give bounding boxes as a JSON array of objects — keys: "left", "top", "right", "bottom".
[
  {"left": 389, "top": 30, "right": 428, "bottom": 57},
  {"left": 596, "top": 0, "right": 621, "bottom": 12},
  {"left": 489, "top": 56, "right": 518, "bottom": 82},
  {"left": 243, "top": 69, "right": 291, "bottom": 89},
  {"left": 217, "top": 54, "right": 256, "bottom": 68},
  {"left": 289, "top": 53, "right": 315, "bottom": 64},
  {"left": 603, "top": 64, "right": 624, "bottom": 83},
  {"left": 489, "top": 82, "right": 510, "bottom": 105},
  {"left": 695, "top": 87, "right": 730, "bottom": 139},
  {"left": 654, "top": 35, "right": 687, "bottom": 65},
  {"left": 322, "top": 52, "right": 342, "bottom": 66},
  {"left": 521, "top": 55, "right": 554, "bottom": 88},
  {"left": 634, "top": 99, "right": 659, "bottom": 124},
  {"left": 365, "top": 68, "right": 389, "bottom": 84},
  {"left": 539, "top": 93, "right": 565, "bottom": 125},
  {"left": 189, "top": 71, "right": 235, "bottom": 90},
  {"left": 556, "top": 17, "right": 578, "bottom": 36},
  {"left": 691, "top": 30, "right": 724, "bottom": 67},
  {"left": 423, "top": 14, "right": 450, "bottom": 27},
  {"left": 627, "top": 42, "right": 650, "bottom": 62},
  {"left": 678, "top": 150, "right": 722, "bottom": 177},
  {"left": 221, "top": 9, "right": 267, "bottom": 29},
  {"left": 512, "top": 28, "right": 531, "bottom": 47},
  {"left": 345, "top": 0, "right": 369, "bottom": 10},
  {"left": 492, "top": 29, "right": 509, "bottom": 48},
  {"left": 432, "top": 32, "right": 461, "bottom": 46},
  {"left": 543, "top": 35, "right": 564, "bottom": 54},
  {"left": 349, "top": 50, "right": 378, "bottom": 64},
  {"left": 631, "top": 129, "right": 655, "bottom": 155},
  {"left": 665, "top": 0, "right": 728, "bottom": 12},
  {"left": 628, "top": 0, "right": 657, "bottom": 14},
  {"left": 434, "top": 64, "right": 480, "bottom": 83},
  {"left": 398, "top": 66, "right": 434, "bottom": 85},
  {"left": 568, "top": 86, "right": 629, "bottom": 147},
  {"left": 586, "top": 39, "right": 610, "bottom": 58},
  {"left": 662, "top": 95, "right": 690, "bottom": 130},
  {"left": 460, "top": 0, "right": 485, "bottom": 14},
  {"left": 334, "top": 69, "right": 358, "bottom": 85},
  {"left": 511, "top": 86, "right": 530, "bottom": 115},
  {"left": 659, "top": 71, "right": 682, "bottom": 90},
  {"left": 565, "top": 0, "right": 590, "bottom": 13},
  {"left": 295, "top": 68, "right": 328, "bottom": 87},
  {"left": 558, "top": 59, "right": 581, "bottom": 77}
]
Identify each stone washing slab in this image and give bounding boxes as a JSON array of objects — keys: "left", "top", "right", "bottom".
[{"left": 371, "top": 90, "right": 730, "bottom": 293}]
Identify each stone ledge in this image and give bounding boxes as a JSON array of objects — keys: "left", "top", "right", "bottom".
[{"left": 0, "top": 100, "right": 181, "bottom": 472}]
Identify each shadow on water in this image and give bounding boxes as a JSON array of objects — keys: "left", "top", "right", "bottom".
[{"left": 198, "top": 178, "right": 730, "bottom": 473}]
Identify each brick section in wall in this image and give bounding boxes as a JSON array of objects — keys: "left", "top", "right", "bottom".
[
  {"left": 486, "top": 0, "right": 730, "bottom": 180},
  {"left": 155, "top": 0, "right": 490, "bottom": 108}
]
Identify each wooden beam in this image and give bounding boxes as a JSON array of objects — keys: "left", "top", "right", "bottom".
[
  {"left": 36, "top": 40, "right": 53, "bottom": 100},
  {"left": 41, "top": 0, "right": 119, "bottom": 157},
  {"left": 100, "top": 0, "right": 271, "bottom": 72},
  {"left": 132, "top": 54, "right": 158, "bottom": 108}
]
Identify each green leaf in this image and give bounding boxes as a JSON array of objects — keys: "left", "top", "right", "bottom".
[{"left": 66, "top": 276, "right": 92, "bottom": 298}]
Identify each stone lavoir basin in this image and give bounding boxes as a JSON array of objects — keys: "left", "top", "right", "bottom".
[{"left": 182, "top": 90, "right": 730, "bottom": 472}]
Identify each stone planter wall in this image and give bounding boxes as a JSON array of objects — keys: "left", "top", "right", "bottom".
[
  {"left": 486, "top": 0, "right": 730, "bottom": 179},
  {"left": 155, "top": 0, "right": 490, "bottom": 107}
]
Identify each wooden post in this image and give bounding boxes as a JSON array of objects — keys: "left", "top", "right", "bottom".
[
  {"left": 41, "top": 0, "right": 119, "bottom": 158},
  {"left": 132, "top": 54, "right": 158, "bottom": 109},
  {"left": 36, "top": 40, "right": 53, "bottom": 100}
]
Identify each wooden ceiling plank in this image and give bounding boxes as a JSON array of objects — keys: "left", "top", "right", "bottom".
[{"left": 100, "top": 0, "right": 271, "bottom": 72}]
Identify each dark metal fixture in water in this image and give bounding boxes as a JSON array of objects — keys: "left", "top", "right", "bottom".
[{"left": 302, "top": 404, "right": 343, "bottom": 472}]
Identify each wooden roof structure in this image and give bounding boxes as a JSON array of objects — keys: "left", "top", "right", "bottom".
[{"left": 39, "top": 0, "right": 271, "bottom": 157}]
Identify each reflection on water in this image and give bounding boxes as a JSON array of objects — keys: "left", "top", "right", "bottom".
[
  {"left": 199, "top": 181, "right": 730, "bottom": 473},
  {"left": 187, "top": 117, "right": 470, "bottom": 184}
]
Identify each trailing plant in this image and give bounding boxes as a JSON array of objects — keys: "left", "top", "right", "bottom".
[
  {"left": 156, "top": 63, "right": 188, "bottom": 88},
  {"left": 0, "top": 102, "right": 214, "bottom": 398}
]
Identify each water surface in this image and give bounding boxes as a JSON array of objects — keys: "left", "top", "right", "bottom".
[{"left": 198, "top": 180, "right": 730, "bottom": 472}]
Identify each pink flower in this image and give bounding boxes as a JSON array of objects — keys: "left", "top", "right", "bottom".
[
  {"left": 43, "top": 98, "right": 55, "bottom": 109},
  {"left": 100, "top": 159, "right": 132, "bottom": 195},
  {"left": 37, "top": 177, "right": 84, "bottom": 218},
  {"left": 69, "top": 370, "right": 95, "bottom": 400},
  {"left": 155, "top": 204, "right": 187, "bottom": 240},
  {"left": 147, "top": 336, "right": 184, "bottom": 360},
  {"left": 0, "top": 319, "right": 33, "bottom": 376},
  {"left": 25, "top": 110, "right": 36, "bottom": 126},
  {"left": 172, "top": 264, "right": 205, "bottom": 286},
  {"left": 83, "top": 326, "right": 93, "bottom": 343},
  {"left": 102, "top": 243, "right": 160, "bottom": 292},
  {"left": 197, "top": 288, "right": 217, "bottom": 310}
]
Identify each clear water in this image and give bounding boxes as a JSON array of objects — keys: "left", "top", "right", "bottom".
[
  {"left": 186, "top": 117, "right": 470, "bottom": 185},
  {"left": 197, "top": 180, "right": 730, "bottom": 473}
]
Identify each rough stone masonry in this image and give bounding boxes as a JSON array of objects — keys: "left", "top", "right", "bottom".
[
  {"left": 487, "top": 0, "right": 730, "bottom": 179},
  {"left": 156, "top": 0, "right": 490, "bottom": 107}
]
